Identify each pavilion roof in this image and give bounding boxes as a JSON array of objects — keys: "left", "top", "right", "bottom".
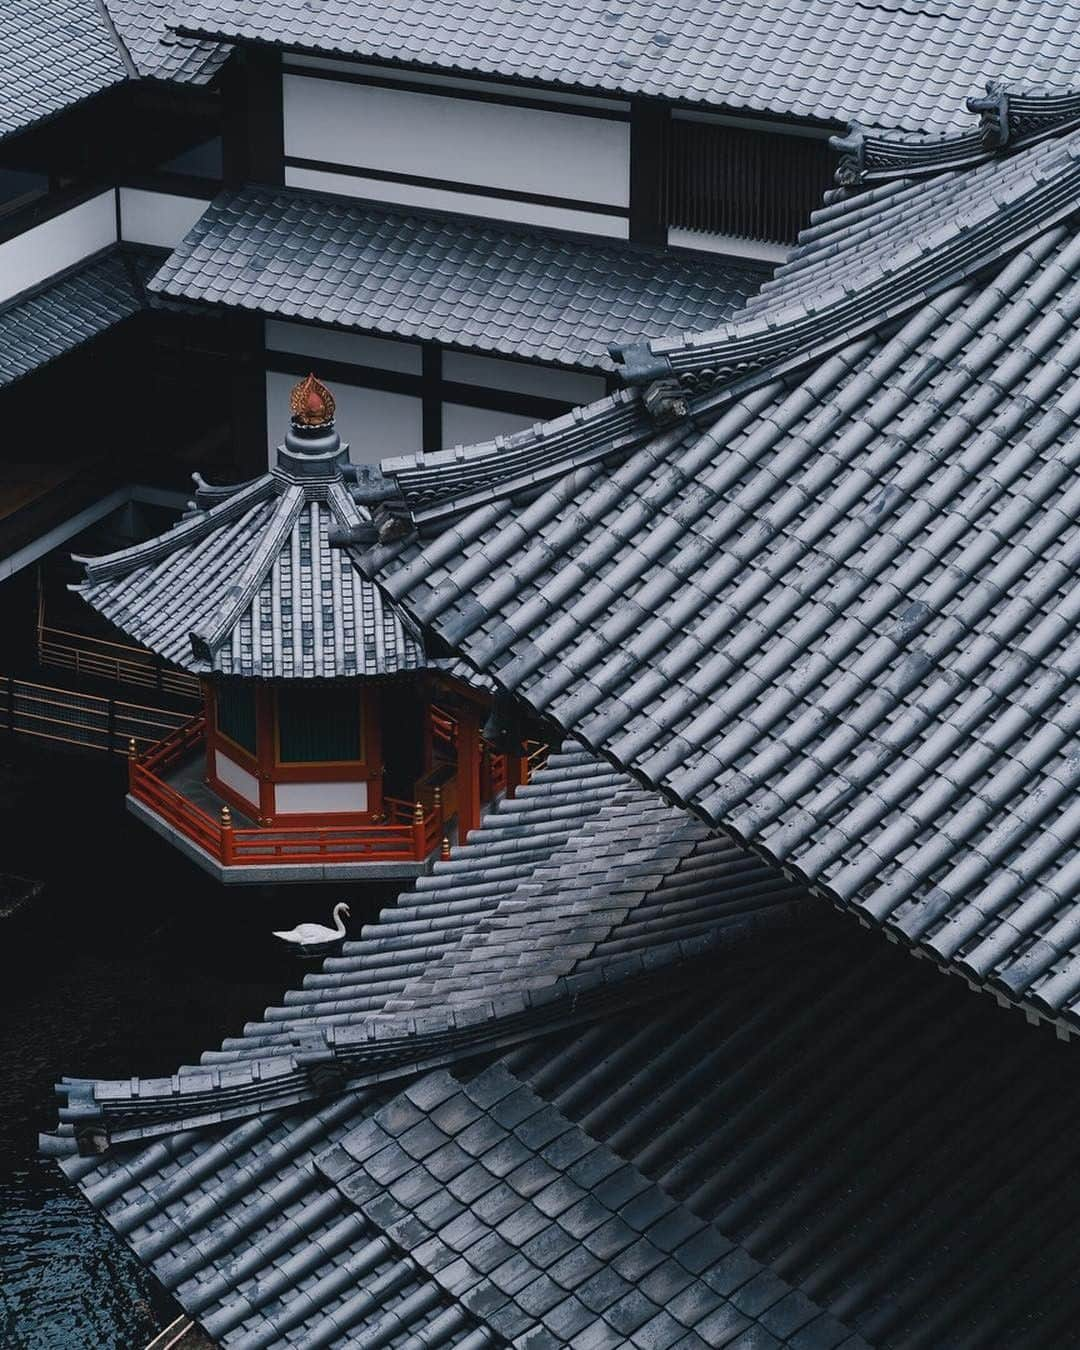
[
  {"left": 357, "top": 114, "right": 1080, "bottom": 1025},
  {"left": 172, "top": 0, "right": 1080, "bottom": 137},
  {"left": 75, "top": 443, "right": 426, "bottom": 680}
]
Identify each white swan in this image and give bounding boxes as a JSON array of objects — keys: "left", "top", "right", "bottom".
[{"left": 273, "top": 902, "right": 351, "bottom": 949}]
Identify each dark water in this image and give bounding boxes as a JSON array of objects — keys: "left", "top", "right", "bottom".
[{"left": 0, "top": 740, "right": 396, "bottom": 1349}]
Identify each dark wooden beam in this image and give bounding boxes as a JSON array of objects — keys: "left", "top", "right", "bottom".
[
  {"left": 222, "top": 47, "right": 284, "bottom": 186},
  {"left": 629, "top": 99, "right": 667, "bottom": 247}
]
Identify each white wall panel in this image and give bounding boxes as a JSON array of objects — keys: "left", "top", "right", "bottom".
[
  {"left": 275, "top": 780, "right": 369, "bottom": 814},
  {"left": 118, "top": 189, "right": 209, "bottom": 249},
  {"left": 442, "top": 402, "right": 538, "bottom": 449},
  {"left": 284, "top": 74, "right": 629, "bottom": 207},
  {"left": 285, "top": 165, "right": 628, "bottom": 239},
  {"left": 265, "top": 319, "right": 422, "bottom": 374},
  {"left": 213, "top": 749, "right": 260, "bottom": 811},
  {"left": 0, "top": 192, "right": 116, "bottom": 305},
  {"left": 266, "top": 370, "right": 423, "bottom": 465},
  {"left": 442, "top": 351, "right": 606, "bottom": 405}
]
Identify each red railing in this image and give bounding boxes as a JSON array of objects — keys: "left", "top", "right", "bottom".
[{"left": 128, "top": 716, "right": 443, "bottom": 867}]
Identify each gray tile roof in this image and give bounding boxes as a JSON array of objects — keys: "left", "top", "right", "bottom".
[
  {"left": 106, "top": 0, "right": 229, "bottom": 84},
  {"left": 74, "top": 446, "right": 427, "bottom": 679},
  {"left": 2, "top": 0, "right": 226, "bottom": 143},
  {"left": 506, "top": 912, "right": 1080, "bottom": 1348},
  {"left": 44, "top": 749, "right": 814, "bottom": 1348},
  {"left": 360, "top": 124, "right": 1080, "bottom": 1026},
  {"left": 173, "top": 0, "right": 1080, "bottom": 135},
  {"left": 147, "top": 186, "right": 767, "bottom": 374},
  {"left": 54, "top": 906, "right": 1080, "bottom": 1350},
  {"left": 612, "top": 127, "right": 1080, "bottom": 393},
  {"left": 2, "top": 0, "right": 128, "bottom": 140},
  {"left": 49, "top": 751, "right": 809, "bottom": 1148},
  {"left": 0, "top": 249, "right": 153, "bottom": 388},
  {"left": 318, "top": 1063, "right": 852, "bottom": 1349}
]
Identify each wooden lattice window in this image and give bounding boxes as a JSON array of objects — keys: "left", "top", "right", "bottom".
[{"left": 664, "top": 118, "right": 834, "bottom": 244}]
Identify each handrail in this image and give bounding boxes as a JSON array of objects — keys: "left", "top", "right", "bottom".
[
  {"left": 129, "top": 721, "right": 442, "bottom": 866},
  {"left": 1, "top": 674, "right": 191, "bottom": 755},
  {"left": 37, "top": 623, "right": 200, "bottom": 701}
]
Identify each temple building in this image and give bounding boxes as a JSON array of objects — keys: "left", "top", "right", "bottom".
[{"left": 71, "top": 374, "right": 530, "bottom": 882}]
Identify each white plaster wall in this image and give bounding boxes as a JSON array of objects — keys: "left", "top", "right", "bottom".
[
  {"left": 265, "top": 319, "right": 422, "bottom": 374},
  {"left": 442, "top": 402, "right": 538, "bottom": 449},
  {"left": 118, "top": 189, "right": 209, "bottom": 249},
  {"left": 275, "top": 780, "right": 369, "bottom": 814},
  {"left": 442, "top": 351, "right": 606, "bottom": 405},
  {"left": 213, "top": 749, "right": 260, "bottom": 811},
  {"left": 284, "top": 74, "right": 629, "bottom": 206},
  {"left": 266, "top": 370, "right": 423, "bottom": 465},
  {"left": 285, "top": 165, "right": 629, "bottom": 239},
  {"left": 0, "top": 192, "right": 116, "bottom": 305}
]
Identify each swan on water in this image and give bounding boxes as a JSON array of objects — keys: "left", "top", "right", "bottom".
[{"left": 273, "top": 901, "right": 351, "bottom": 948}]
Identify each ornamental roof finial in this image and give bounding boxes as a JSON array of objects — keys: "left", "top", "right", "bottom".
[{"left": 290, "top": 373, "right": 336, "bottom": 428}]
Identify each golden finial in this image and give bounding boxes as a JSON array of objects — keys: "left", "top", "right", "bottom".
[
  {"left": 220, "top": 804, "right": 232, "bottom": 828},
  {"left": 289, "top": 373, "right": 335, "bottom": 427},
  {"left": 128, "top": 737, "right": 137, "bottom": 758},
  {"left": 413, "top": 800, "right": 425, "bottom": 823},
  {"left": 440, "top": 836, "right": 451, "bottom": 861}
]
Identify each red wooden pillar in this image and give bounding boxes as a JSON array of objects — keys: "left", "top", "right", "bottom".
[
  {"left": 255, "top": 684, "right": 276, "bottom": 824},
  {"left": 457, "top": 704, "right": 482, "bottom": 844}
]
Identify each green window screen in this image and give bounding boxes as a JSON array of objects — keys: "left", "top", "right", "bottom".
[
  {"left": 278, "top": 685, "right": 363, "bottom": 763},
  {"left": 215, "top": 682, "right": 257, "bottom": 754}
]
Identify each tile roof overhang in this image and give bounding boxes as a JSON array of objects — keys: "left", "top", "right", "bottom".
[
  {"left": 356, "top": 123, "right": 1080, "bottom": 1028},
  {"left": 47, "top": 757, "right": 1080, "bottom": 1348},
  {"left": 74, "top": 448, "right": 427, "bottom": 679},
  {"left": 147, "top": 185, "right": 768, "bottom": 375},
  {"left": 3, "top": 0, "right": 227, "bottom": 144},
  {"left": 44, "top": 749, "right": 825, "bottom": 1348},
  {"left": 0, "top": 248, "right": 156, "bottom": 388},
  {"left": 46, "top": 750, "right": 810, "bottom": 1148},
  {"left": 170, "top": 0, "right": 1080, "bottom": 136}
]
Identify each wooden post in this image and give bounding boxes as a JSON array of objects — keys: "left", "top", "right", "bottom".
[
  {"left": 457, "top": 706, "right": 481, "bottom": 844},
  {"left": 505, "top": 745, "right": 528, "bottom": 799},
  {"left": 220, "top": 804, "right": 235, "bottom": 865},
  {"left": 479, "top": 743, "right": 492, "bottom": 806},
  {"left": 412, "top": 800, "right": 427, "bottom": 859}
]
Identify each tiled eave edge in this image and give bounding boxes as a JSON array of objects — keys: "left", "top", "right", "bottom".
[
  {"left": 48, "top": 916, "right": 806, "bottom": 1157},
  {"left": 613, "top": 139, "right": 1080, "bottom": 393},
  {"left": 831, "top": 86, "right": 1080, "bottom": 190}
]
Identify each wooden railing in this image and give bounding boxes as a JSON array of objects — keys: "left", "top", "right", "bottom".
[
  {"left": 0, "top": 675, "right": 192, "bottom": 755},
  {"left": 36, "top": 624, "right": 201, "bottom": 701},
  {"left": 128, "top": 717, "right": 444, "bottom": 867}
]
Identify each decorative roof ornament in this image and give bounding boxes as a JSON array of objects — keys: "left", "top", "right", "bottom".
[
  {"left": 290, "top": 372, "right": 336, "bottom": 427},
  {"left": 829, "top": 80, "right": 1080, "bottom": 192},
  {"left": 968, "top": 80, "right": 1010, "bottom": 149}
]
